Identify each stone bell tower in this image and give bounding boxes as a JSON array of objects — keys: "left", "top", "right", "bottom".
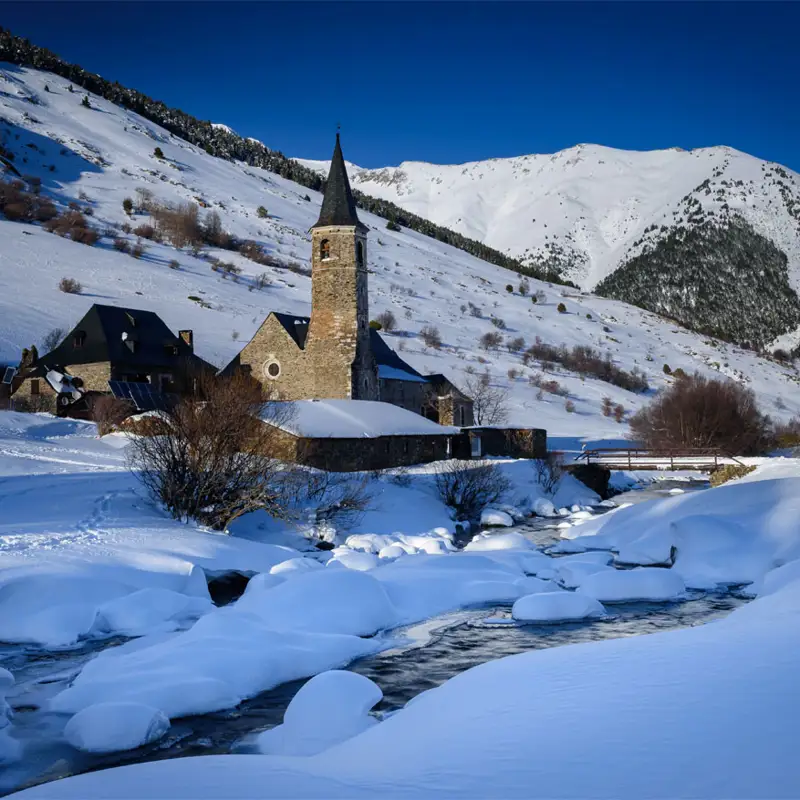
[{"left": 305, "top": 133, "right": 378, "bottom": 400}]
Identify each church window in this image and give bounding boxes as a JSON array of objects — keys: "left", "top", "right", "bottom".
[
  {"left": 73, "top": 331, "right": 86, "bottom": 349},
  {"left": 320, "top": 239, "right": 331, "bottom": 261},
  {"left": 263, "top": 359, "right": 281, "bottom": 380},
  {"left": 30, "top": 379, "right": 40, "bottom": 396},
  {"left": 356, "top": 241, "right": 364, "bottom": 267}
]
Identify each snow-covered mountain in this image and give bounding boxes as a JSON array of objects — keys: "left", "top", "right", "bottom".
[
  {"left": 299, "top": 145, "right": 800, "bottom": 347},
  {"left": 301, "top": 145, "right": 800, "bottom": 290},
  {"left": 2, "top": 63, "right": 800, "bottom": 438}
]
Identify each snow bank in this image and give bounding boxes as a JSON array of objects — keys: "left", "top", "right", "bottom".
[
  {"left": 578, "top": 567, "right": 686, "bottom": 602},
  {"left": 50, "top": 607, "right": 379, "bottom": 719},
  {"left": 0, "top": 668, "right": 20, "bottom": 765},
  {"left": 512, "top": 591, "right": 606, "bottom": 623},
  {"left": 64, "top": 702, "right": 170, "bottom": 753},
  {"left": 94, "top": 588, "right": 211, "bottom": 637},
  {"left": 464, "top": 532, "right": 533, "bottom": 551},
  {"left": 258, "top": 670, "right": 381, "bottom": 756}
]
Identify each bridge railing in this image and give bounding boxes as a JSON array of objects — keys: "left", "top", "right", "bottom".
[{"left": 574, "top": 447, "right": 744, "bottom": 471}]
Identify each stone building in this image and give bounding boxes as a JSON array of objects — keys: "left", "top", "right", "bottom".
[
  {"left": 263, "top": 399, "right": 466, "bottom": 471},
  {"left": 224, "top": 134, "right": 473, "bottom": 424},
  {"left": 11, "top": 304, "right": 213, "bottom": 415}
]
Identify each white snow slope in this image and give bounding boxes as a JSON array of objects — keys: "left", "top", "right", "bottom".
[
  {"left": 2, "top": 64, "right": 800, "bottom": 439},
  {"left": 300, "top": 143, "right": 800, "bottom": 291}
]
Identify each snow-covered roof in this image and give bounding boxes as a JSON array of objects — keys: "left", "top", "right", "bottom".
[
  {"left": 264, "top": 400, "right": 461, "bottom": 439},
  {"left": 377, "top": 364, "right": 428, "bottom": 383}
]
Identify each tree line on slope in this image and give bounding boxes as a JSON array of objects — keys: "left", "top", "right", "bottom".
[{"left": 0, "top": 27, "right": 572, "bottom": 288}]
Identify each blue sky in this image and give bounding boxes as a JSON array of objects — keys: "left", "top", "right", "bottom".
[{"left": 3, "top": 2, "right": 799, "bottom": 170}]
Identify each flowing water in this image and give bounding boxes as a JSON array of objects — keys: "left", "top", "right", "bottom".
[{"left": 3, "top": 477, "right": 738, "bottom": 795}]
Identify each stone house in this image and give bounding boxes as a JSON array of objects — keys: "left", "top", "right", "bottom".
[
  {"left": 422, "top": 374, "right": 475, "bottom": 427},
  {"left": 262, "top": 399, "right": 465, "bottom": 471},
  {"left": 11, "top": 304, "right": 213, "bottom": 415},
  {"left": 223, "top": 133, "right": 474, "bottom": 425},
  {"left": 466, "top": 426, "right": 547, "bottom": 459}
]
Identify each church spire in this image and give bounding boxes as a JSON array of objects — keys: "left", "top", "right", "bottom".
[{"left": 312, "top": 133, "right": 367, "bottom": 232}]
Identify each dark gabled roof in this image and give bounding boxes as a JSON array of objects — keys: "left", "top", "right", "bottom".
[
  {"left": 272, "top": 313, "right": 310, "bottom": 349},
  {"left": 311, "top": 133, "right": 367, "bottom": 233},
  {"left": 38, "top": 304, "right": 205, "bottom": 371},
  {"left": 370, "top": 331, "right": 426, "bottom": 380}
]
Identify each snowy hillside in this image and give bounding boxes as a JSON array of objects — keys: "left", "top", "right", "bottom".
[
  {"left": 2, "top": 63, "right": 800, "bottom": 437},
  {"left": 301, "top": 145, "right": 800, "bottom": 292}
]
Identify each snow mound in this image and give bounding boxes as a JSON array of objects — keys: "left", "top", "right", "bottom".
[
  {"left": 578, "top": 568, "right": 686, "bottom": 602},
  {"left": 258, "top": 670, "right": 381, "bottom": 756},
  {"left": 95, "top": 588, "right": 211, "bottom": 637},
  {"left": 0, "top": 667, "right": 20, "bottom": 765},
  {"left": 480, "top": 508, "right": 514, "bottom": 527},
  {"left": 512, "top": 591, "right": 606, "bottom": 623},
  {"left": 64, "top": 702, "right": 170, "bottom": 753},
  {"left": 327, "top": 550, "right": 381, "bottom": 571},
  {"left": 236, "top": 568, "right": 398, "bottom": 636},
  {"left": 464, "top": 532, "right": 533, "bottom": 552}
]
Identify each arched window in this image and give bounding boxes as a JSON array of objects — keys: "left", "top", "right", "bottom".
[
  {"left": 356, "top": 240, "right": 364, "bottom": 267},
  {"left": 320, "top": 239, "right": 331, "bottom": 261}
]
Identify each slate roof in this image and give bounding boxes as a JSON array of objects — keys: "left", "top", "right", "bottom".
[
  {"left": 311, "top": 133, "right": 368, "bottom": 233},
  {"left": 37, "top": 304, "right": 211, "bottom": 373}
]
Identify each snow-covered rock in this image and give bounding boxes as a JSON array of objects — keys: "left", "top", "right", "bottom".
[
  {"left": 512, "top": 591, "right": 606, "bottom": 623},
  {"left": 464, "top": 532, "right": 533, "bottom": 552},
  {"left": 327, "top": 550, "right": 381, "bottom": 571},
  {"left": 95, "top": 588, "right": 211, "bottom": 637},
  {"left": 63, "top": 702, "right": 170, "bottom": 753},
  {"left": 578, "top": 568, "right": 686, "bottom": 603},
  {"left": 480, "top": 508, "right": 515, "bottom": 527},
  {"left": 257, "top": 670, "right": 381, "bottom": 756}
]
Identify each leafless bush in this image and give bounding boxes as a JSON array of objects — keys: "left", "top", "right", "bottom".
[
  {"left": 127, "top": 372, "right": 296, "bottom": 530},
  {"left": 434, "top": 459, "right": 511, "bottom": 521},
  {"left": 771, "top": 416, "right": 800, "bottom": 449},
  {"left": 529, "top": 372, "right": 568, "bottom": 397},
  {"left": 168, "top": 259, "right": 180, "bottom": 270},
  {"left": 59, "top": 277, "right": 82, "bottom": 294},
  {"left": 461, "top": 369, "right": 509, "bottom": 425},
  {"left": 41, "top": 327, "right": 66, "bottom": 353},
  {"left": 152, "top": 201, "right": 203, "bottom": 249},
  {"left": 629, "top": 372, "right": 771, "bottom": 455},
  {"left": 133, "top": 223, "right": 157, "bottom": 241},
  {"left": 508, "top": 368, "right": 520, "bottom": 380},
  {"left": 480, "top": 331, "right": 504, "bottom": 351},
  {"left": 91, "top": 395, "right": 134, "bottom": 436},
  {"left": 524, "top": 338, "right": 648, "bottom": 392},
  {"left": 467, "top": 302, "right": 482, "bottom": 318},
  {"left": 420, "top": 325, "right": 443, "bottom": 349},
  {"left": 601, "top": 396, "right": 613, "bottom": 417},
  {"left": 534, "top": 452, "right": 564, "bottom": 495},
  {"left": 204, "top": 210, "right": 234, "bottom": 248},
  {"left": 284, "top": 470, "right": 375, "bottom": 529},
  {"left": 134, "top": 187, "right": 154, "bottom": 212},
  {"left": 490, "top": 316, "right": 507, "bottom": 330},
  {"left": 507, "top": 336, "right": 526, "bottom": 353},
  {"left": 131, "top": 242, "right": 146, "bottom": 259},
  {"left": 0, "top": 179, "right": 56, "bottom": 222},
  {"left": 113, "top": 237, "right": 130, "bottom": 253},
  {"left": 613, "top": 403, "right": 625, "bottom": 423},
  {"left": 565, "top": 399, "right": 576, "bottom": 413},
  {"left": 252, "top": 272, "right": 271, "bottom": 291},
  {"left": 12, "top": 394, "right": 53, "bottom": 413},
  {"left": 375, "top": 310, "right": 397, "bottom": 332}
]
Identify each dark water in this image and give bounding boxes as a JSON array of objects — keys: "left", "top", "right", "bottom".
[{"left": 2, "top": 477, "right": 730, "bottom": 794}]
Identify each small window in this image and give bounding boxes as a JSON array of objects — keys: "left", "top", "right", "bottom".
[
  {"left": 263, "top": 359, "right": 281, "bottom": 380},
  {"left": 73, "top": 331, "right": 86, "bottom": 349},
  {"left": 356, "top": 240, "right": 364, "bottom": 267},
  {"left": 30, "top": 379, "right": 40, "bottom": 395},
  {"left": 320, "top": 239, "right": 331, "bottom": 261}
]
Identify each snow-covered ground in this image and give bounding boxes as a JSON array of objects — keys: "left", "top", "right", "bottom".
[
  {"left": 7, "top": 453, "right": 800, "bottom": 799},
  {"left": 2, "top": 64, "right": 800, "bottom": 438}
]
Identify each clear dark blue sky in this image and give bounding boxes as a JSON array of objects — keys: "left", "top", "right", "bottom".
[{"left": 4, "top": 2, "right": 799, "bottom": 170}]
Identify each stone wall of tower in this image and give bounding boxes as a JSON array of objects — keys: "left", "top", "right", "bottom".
[{"left": 305, "top": 225, "right": 378, "bottom": 400}]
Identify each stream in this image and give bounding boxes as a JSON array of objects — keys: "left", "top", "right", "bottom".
[{"left": 3, "top": 477, "right": 742, "bottom": 795}]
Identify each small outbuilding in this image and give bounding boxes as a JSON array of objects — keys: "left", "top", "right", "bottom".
[
  {"left": 262, "top": 399, "right": 466, "bottom": 471},
  {"left": 466, "top": 426, "right": 547, "bottom": 459}
]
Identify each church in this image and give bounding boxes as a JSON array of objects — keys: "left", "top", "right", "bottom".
[{"left": 224, "top": 134, "right": 474, "bottom": 427}]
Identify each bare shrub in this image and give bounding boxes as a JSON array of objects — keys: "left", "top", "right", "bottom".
[
  {"left": 113, "top": 237, "right": 130, "bottom": 253},
  {"left": 508, "top": 336, "right": 526, "bottom": 353},
  {"left": 59, "top": 277, "right": 82, "bottom": 294},
  {"left": 375, "top": 310, "right": 397, "bottom": 332},
  {"left": 434, "top": 459, "right": 511, "bottom": 520},
  {"left": 253, "top": 272, "right": 271, "bottom": 290},
  {"left": 12, "top": 394, "right": 53, "bottom": 413},
  {"left": 284, "top": 470, "right": 375, "bottom": 529},
  {"left": 44, "top": 209, "right": 98, "bottom": 244},
  {"left": 91, "top": 395, "right": 134, "bottom": 436},
  {"left": 127, "top": 372, "right": 296, "bottom": 530},
  {"left": 420, "top": 325, "right": 442, "bottom": 349},
  {"left": 461, "top": 369, "right": 509, "bottom": 426},
  {"left": 524, "top": 339, "right": 648, "bottom": 392},
  {"left": 204, "top": 210, "right": 233, "bottom": 248},
  {"left": 565, "top": 399, "right": 576, "bottom": 413},
  {"left": 533, "top": 452, "right": 564, "bottom": 495},
  {"left": 152, "top": 201, "right": 202, "bottom": 249},
  {"left": 131, "top": 242, "right": 146, "bottom": 259},
  {"left": 709, "top": 464, "right": 756, "bottom": 487},
  {"left": 41, "top": 327, "right": 66, "bottom": 353},
  {"left": 772, "top": 416, "right": 800, "bottom": 449},
  {"left": 133, "top": 223, "right": 157, "bottom": 240},
  {"left": 490, "top": 316, "right": 507, "bottom": 330},
  {"left": 613, "top": 403, "right": 625, "bottom": 423},
  {"left": 168, "top": 259, "right": 180, "bottom": 270},
  {"left": 467, "top": 302, "right": 482, "bottom": 318},
  {"left": 480, "top": 331, "right": 504, "bottom": 351},
  {"left": 629, "top": 372, "right": 771, "bottom": 455},
  {"left": 507, "top": 368, "right": 520, "bottom": 380},
  {"left": 134, "top": 187, "right": 154, "bottom": 212},
  {"left": 601, "top": 396, "right": 613, "bottom": 417}
]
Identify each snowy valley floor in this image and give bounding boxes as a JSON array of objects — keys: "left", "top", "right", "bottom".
[{"left": 1, "top": 412, "right": 800, "bottom": 798}]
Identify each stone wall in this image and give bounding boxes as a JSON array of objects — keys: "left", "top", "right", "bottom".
[
  {"left": 468, "top": 427, "right": 547, "bottom": 459},
  {"left": 379, "top": 378, "right": 426, "bottom": 415}
]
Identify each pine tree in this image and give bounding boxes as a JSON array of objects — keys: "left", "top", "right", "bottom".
[
  {"left": 153, "top": 146, "right": 164, "bottom": 159},
  {"left": 81, "top": 95, "right": 91, "bottom": 109}
]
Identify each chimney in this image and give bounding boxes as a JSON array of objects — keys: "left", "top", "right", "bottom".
[{"left": 179, "top": 330, "right": 194, "bottom": 352}]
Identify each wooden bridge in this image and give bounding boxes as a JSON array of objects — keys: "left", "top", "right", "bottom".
[{"left": 573, "top": 448, "right": 744, "bottom": 471}]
